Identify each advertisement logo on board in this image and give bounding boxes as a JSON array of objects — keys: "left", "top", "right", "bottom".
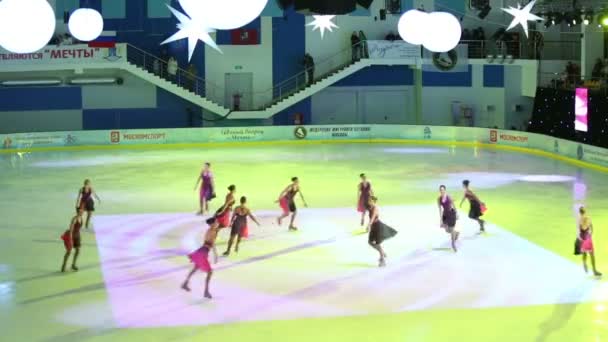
[
  {"left": 65, "top": 134, "right": 77, "bottom": 145},
  {"left": 490, "top": 130, "right": 497, "bottom": 143},
  {"left": 294, "top": 126, "right": 307, "bottom": 140},
  {"left": 3, "top": 136, "right": 12, "bottom": 149},
  {"left": 110, "top": 131, "right": 120, "bottom": 144},
  {"left": 424, "top": 127, "right": 432, "bottom": 139},
  {"left": 104, "top": 47, "right": 122, "bottom": 62}
]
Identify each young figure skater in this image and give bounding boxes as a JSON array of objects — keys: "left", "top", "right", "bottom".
[
  {"left": 277, "top": 177, "right": 307, "bottom": 231},
  {"left": 75, "top": 179, "right": 100, "bottom": 229},
  {"left": 357, "top": 173, "right": 374, "bottom": 229},
  {"left": 438, "top": 185, "right": 459, "bottom": 252},
  {"left": 215, "top": 185, "right": 236, "bottom": 228},
  {"left": 223, "top": 196, "right": 261, "bottom": 256},
  {"left": 60, "top": 209, "right": 84, "bottom": 272},
  {"left": 367, "top": 196, "right": 398, "bottom": 267},
  {"left": 459, "top": 180, "right": 485, "bottom": 233},
  {"left": 182, "top": 217, "right": 220, "bottom": 299},
  {"left": 194, "top": 162, "right": 215, "bottom": 215},
  {"left": 578, "top": 206, "right": 602, "bottom": 276}
]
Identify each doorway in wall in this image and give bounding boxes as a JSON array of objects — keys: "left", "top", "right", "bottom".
[{"left": 225, "top": 73, "right": 253, "bottom": 111}]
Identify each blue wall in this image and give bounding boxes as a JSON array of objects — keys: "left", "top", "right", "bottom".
[
  {"left": 334, "top": 66, "right": 413, "bottom": 87},
  {"left": 272, "top": 7, "right": 308, "bottom": 125},
  {"left": 273, "top": 98, "right": 312, "bottom": 125},
  {"left": 82, "top": 87, "right": 201, "bottom": 129},
  {"left": 0, "top": 87, "right": 82, "bottom": 111},
  {"left": 483, "top": 65, "right": 505, "bottom": 88},
  {"left": 422, "top": 65, "right": 473, "bottom": 87},
  {"left": 272, "top": 8, "right": 306, "bottom": 92}
]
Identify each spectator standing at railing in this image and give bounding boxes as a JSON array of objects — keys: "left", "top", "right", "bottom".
[
  {"left": 601, "top": 59, "right": 608, "bottom": 81},
  {"left": 592, "top": 58, "right": 603, "bottom": 79},
  {"left": 161, "top": 49, "right": 169, "bottom": 78},
  {"left": 472, "top": 27, "right": 485, "bottom": 58},
  {"left": 303, "top": 53, "right": 315, "bottom": 86},
  {"left": 528, "top": 30, "right": 543, "bottom": 60},
  {"left": 359, "top": 31, "right": 369, "bottom": 58},
  {"left": 152, "top": 58, "right": 160, "bottom": 76},
  {"left": 385, "top": 31, "right": 397, "bottom": 42},
  {"left": 232, "top": 93, "right": 242, "bottom": 111},
  {"left": 168, "top": 57, "right": 178, "bottom": 83},
  {"left": 187, "top": 64, "right": 197, "bottom": 92},
  {"left": 351, "top": 32, "right": 361, "bottom": 62}
]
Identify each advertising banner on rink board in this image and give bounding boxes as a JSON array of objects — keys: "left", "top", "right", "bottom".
[
  {"left": 292, "top": 126, "right": 374, "bottom": 140},
  {"left": 3, "top": 125, "right": 608, "bottom": 169},
  {"left": 109, "top": 130, "right": 168, "bottom": 145}
]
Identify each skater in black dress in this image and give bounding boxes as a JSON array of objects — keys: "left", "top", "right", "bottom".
[
  {"left": 459, "top": 180, "right": 486, "bottom": 233},
  {"left": 366, "top": 196, "right": 398, "bottom": 267},
  {"left": 357, "top": 173, "right": 374, "bottom": 229},
  {"left": 438, "top": 185, "right": 459, "bottom": 252},
  {"left": 223, "top": 196, "right": 260, "bottom": 256},
  {"left": 75, "top": 179, "right": 101, "bottom": 229}
]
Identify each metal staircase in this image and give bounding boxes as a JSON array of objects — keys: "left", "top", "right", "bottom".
[{"left": 0, "top": 43, "right": 419, "bottom": 120}]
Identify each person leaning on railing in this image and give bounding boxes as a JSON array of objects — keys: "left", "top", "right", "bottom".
[
  {"left": 168, "top": 57, "right": 178, "bottom": 83},
  {"left": 351, "top": 32, "right": 361, "bottom": 62}
]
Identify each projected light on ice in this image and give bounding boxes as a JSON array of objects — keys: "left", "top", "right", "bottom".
[{"left": 575, "top": 87, "right": 588, "bottom": 132}]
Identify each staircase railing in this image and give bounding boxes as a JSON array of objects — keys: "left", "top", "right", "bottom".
[
  {"left": 125, "top": 44, "right": 225, "bottom": 106},
  {"left": 124, "top": 42, "right": 374, "bottom": 112},
  {"left": 247, "top": 41, "right": 368, "bottom": 111}
]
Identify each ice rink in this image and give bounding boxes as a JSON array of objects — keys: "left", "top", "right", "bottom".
[{"left": 2, "top": 143, "right": 608, "bottom": 341}]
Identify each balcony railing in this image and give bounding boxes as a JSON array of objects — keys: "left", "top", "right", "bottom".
[
  {"left": 459, "top": 40, "right": 581, "bottom": 60},
  {"left": 538, "top": 72, "right": 608, "bottom": 94}
]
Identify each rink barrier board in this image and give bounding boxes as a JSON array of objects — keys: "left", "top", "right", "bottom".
[
  {"left": 1, "top": 125, "right": 607, "bottom": 173},
  {"left": 2, "top": 140, "right": 604, "bottom": 173}
]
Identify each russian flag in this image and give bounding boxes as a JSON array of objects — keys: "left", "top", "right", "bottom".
[{"left": 88, "top": 31, "right": 116, "bottom": 48}]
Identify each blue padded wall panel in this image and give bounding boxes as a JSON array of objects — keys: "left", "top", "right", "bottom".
[
  {"left": 272, "top": 8, "right": 305, "bottom": 90},
  {"left": 0, "top": 87, "right": 82, "bottom": 111},
  {"left": 334, "top": 66, "right": 413, "bottom": 87},
  {"left": 483, "top": 65, "right": 505, "bottom": 88},
  {"left": 422, "top": 65, "right": 473, "bottom": 87},
  {"left": 273, "top": 98, "right": 311, "bottom": 125}
]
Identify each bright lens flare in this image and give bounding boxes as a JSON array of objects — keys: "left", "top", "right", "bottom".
[
  {"left": 69, "top": 8, "right": 104, "bottom": 42},
  {"left": 162, "top": 5, "right": 221, "bottom": 62},
  {"left": 0, "top": 0, "right": 56, "bottom": 53},
  {"left": 502, "top": 0, "right": 543, "bottom": 38},
  {"left": 307, "top": 15, "right": 339, "bottom": 39}
]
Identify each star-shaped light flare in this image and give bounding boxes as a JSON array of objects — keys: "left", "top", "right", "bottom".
[
  {"left": 307, "top": 15, "right": 339, "bottom": 39},
  {"left": 161, "top": 5, "right": 222, "bottom": 62},
  {"left": 502, "top": 1, "right": 543, "bottom": 38}
]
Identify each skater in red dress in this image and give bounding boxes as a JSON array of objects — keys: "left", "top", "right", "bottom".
[
  {"left": 357, "top": 173, "right": 374, "bottom": 229},
  {"left": 182, "top": 217, "right": 220, "bottom": 299},
  {"left": 215, "top": 185, "right": 236, "bottom": 228},
  {"left": 367, "top": 196, "right": 398, "bottom": 267},
  {"left": 277, "top": 177, "right": 307, "bottom": 231},
  {"left": 194, "top": 162, "right": 215, "bottom": 215},
  {"left": 223, "top": 196, "right": 261, "bottom": 256},
  {"left": 75, "top": 179, "right": 100, "bottom": 229},
  {"left": 578, "top": 206, "right": 602, "bottom": 276},
  {"left": 60, "top": 209, "right": 84, "bottom": 272}
]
